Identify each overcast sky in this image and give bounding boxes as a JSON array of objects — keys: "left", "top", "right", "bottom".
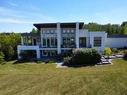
[{"left": 0, "top": 0, "right": 127, "bottom": 33}]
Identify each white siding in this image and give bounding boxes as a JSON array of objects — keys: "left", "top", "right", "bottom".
[
  {"left": 89, "top": 32, "right": 107, "bottom": 52},
  {"left": 106, "top": 38, "right": 127, "bottom": 48}
]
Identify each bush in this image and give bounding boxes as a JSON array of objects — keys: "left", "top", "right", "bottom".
[
  {"left": 63, "top": 48, "right": 101, "bottom": 67},
  {"left": 63, "top": 57, "right": 72, "bottom": 66},
  {"left": 48, "top": 60, "right": 56, "bottom": 64},
  {"left": 36, "top": 60, "right": 43, "bottom": 64},
  {"left": 57, "top": 50, "right": 73, "bottom": 60},
  {"left": 0, "top": 52, "right": 5, "bottom": 64},
  {"left": 123, "top": 52, "right": 127, "bottom": 60},
  {"left": 112, "top": 48, "right": 118, "bottom": 54},
  {"left": 104, "top": 48, "right": 112, "bottom": 56}
]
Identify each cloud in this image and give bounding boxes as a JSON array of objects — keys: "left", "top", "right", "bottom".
[
  {"left": 0, "top": 18, "right": 33, "bottom": 24},
  {"left": 0, "top": 6, "right": 57, "bottom": 24},
  {"left": 0, "top": 6, "right": 27, "bottom": 19},
  {"left": 7, "top": 1, "right": 18, "bottom": 7},
  {"left": 29, "top": 5, "right": 41, "bottom": 11}
]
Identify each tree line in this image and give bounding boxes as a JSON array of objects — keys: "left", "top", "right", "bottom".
[{"left": 85, "top": 21, "right": 127, "bottom": 35}]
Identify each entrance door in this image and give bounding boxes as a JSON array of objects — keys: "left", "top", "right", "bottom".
[
  {"left": 79, "top": 37, "right": 86, "bottom": 47},
  {"left": 33, "top": 39, "right": 37, "bottom": 45}
]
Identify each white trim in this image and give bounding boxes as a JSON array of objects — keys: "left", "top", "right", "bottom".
[
  {"left": 57, "top": 23, "right": 61, "bottom": 54},
  {"left": 76, "top": 22, "right": 79, "bottom": 48}
]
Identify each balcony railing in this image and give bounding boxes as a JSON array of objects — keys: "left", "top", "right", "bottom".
[{"left": 61, "top": 44, "right": 76, "bottom": 48}]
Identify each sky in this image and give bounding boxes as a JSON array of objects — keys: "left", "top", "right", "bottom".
[{"left": 0, "top": 0, "right": 127, "bottom": 33}]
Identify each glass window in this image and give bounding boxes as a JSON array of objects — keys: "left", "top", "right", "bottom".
[
  {"left": 55, "top": 38, "right": 57, "bottom": 46},
  {"left": 50, "top": 50, "right": 57, "bottom": 56},
  {"left": 43, "top": 38, "right": 46, "bottom": 47},
  {"left": 62, "top": 37, "right": 75, "bottom": 48},
  {"left": 47, "top": 38, "right": 50, "bottom": 47},
  {"left": 63, "top": 30, "right": 66, "bottom": 33},
  {"left": 94, "top": 37, "right": 101, "bottom": 47},
  {"left": 71, "top": 30, "right": 74, "bottom": 33},
  {"left": 50, "top": 30, "right": 54, "bottom": 33},
  {"left": 51, "top": 37, "right": 54, "bottom": 47},
  {"left": 54, "top": 30, "right": 57, "bottom": 33},
  {"left": 67, "top": 30, "right": 70, "bottom": 33},
  {"left": 43, "top": 50, "right": 48, "bottom": 56},
  {"left": 70, "top": 38, "right": 75, "bottom": 44},
  {"left": 43, "top": 30, "right": 45, "bottom": 34},
  {"left": 50, "top": 37, "right": 57, "bottom": 47},
  {"left": 47, "top": 30, "right": 49, "bottom": 33}
]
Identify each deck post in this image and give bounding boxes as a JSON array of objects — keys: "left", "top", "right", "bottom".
[{"left": 36, "top": 49, "right": 40, "bottom": 59}]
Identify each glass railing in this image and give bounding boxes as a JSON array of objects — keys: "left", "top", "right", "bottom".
[{"left": 61, "top": 44, "right": 76, "bottom": 48}]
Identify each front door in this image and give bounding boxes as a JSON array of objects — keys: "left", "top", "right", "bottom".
[{"left": 79, "top": 37, "right": 86, "bottom": 48}]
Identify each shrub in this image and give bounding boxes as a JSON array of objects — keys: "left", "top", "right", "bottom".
[
  {"left": 36, "top": 60, "right": 43, "bottom": 64},
  {"left": 63, "top": 57, "right": 72, "bottom": 66},
  {"left": 123, "top": 52, "right": 127, "bottom": 60},
  {"left": 104, "top": 48, "right": 112, "bottom": 56},
  {"left": 57, "top": 50, "right": 73, "bottom": 60},
  {"left": 43, "top": 60, "right": 56, "bottom": 64},
  {"left": 48, "top": 60, "right": 55, "bottom": 64},
  {"left": 0, "top": 51, "right": 5, "bottom": 64},
  {"left": 112, "top": 48, "right": 118, "bottom": 54},
  {"left": 63, "top": 48, "right": 101, "bottom": 67}
]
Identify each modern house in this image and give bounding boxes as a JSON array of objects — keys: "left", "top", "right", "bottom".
[{"left": 17, "top": 22, "right": 127, "bottom": 59}]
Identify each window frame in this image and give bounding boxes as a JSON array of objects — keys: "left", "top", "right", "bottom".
[{"left": 94, "top": 37, "right": 102, "bottom": 47}]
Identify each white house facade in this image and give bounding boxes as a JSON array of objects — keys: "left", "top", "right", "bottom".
[{"left": 17, "top": 22, "right": 127, "bottom": 59}]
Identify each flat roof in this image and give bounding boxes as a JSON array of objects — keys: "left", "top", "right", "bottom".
[
  {"left": 33, "top": 22, "right": 84, "bottom": 30},
  {"left": 108, "top": 34, "right": 127, "bottom": 38}
]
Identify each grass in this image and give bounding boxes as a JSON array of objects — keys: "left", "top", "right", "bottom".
[{"left": 0, "top": 59, "right": 127, "bottom": 95}]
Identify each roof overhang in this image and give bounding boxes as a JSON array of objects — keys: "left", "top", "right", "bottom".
[
  {"left": 33, "top": 22, "right": 84, "bottom": 30},
  {"left": 108, "top": 34, "right": 127, "bottom": 38}
]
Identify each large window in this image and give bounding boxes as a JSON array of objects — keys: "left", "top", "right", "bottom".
[
  {"left": 42, "top": 50, "right": 57, "bottom": 56},
  {"left": 43, "top": 38, "right": 46, "bottom": 47},
  {"left": 55, "top": 38, "right": 57, "bottom": 46},
  {"left": 47, "top": 38, "right": 50, "bottom": 47},
  {"left": 62, "top": 37, "right": 75, "bottom": 48},
  {"left": 61, "top": 29, "right": 75, "bottom": 48},
  {"left": 42, "top": 37, "right": 57, "bottom": 48},
  {"left": 94, "top": 37, "right": 101, "bottom": 47},
  {"left": 43, "top": 50, "right": 48, "bottom": 56},
  {"left": 51, "top": 37, "right": 57, "bottom": 47}
]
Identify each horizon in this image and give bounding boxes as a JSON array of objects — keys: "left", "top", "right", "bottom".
[{"left": 0, "top": 0, "right": 127, "bottom": 33}]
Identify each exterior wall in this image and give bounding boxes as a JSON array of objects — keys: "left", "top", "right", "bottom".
[
  {"left": 89, "top": 32, "right": 107, "bottom": 53},
  {"left": 79, "top": 30, "right": 90, "bottom": 47},
  {"left": 106, "top": 38, "right": 127, "bottom": 48}
]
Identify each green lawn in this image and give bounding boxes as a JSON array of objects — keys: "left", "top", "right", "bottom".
[{"left": 0, "top": 59, "right": 127, "bottom": 95}]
